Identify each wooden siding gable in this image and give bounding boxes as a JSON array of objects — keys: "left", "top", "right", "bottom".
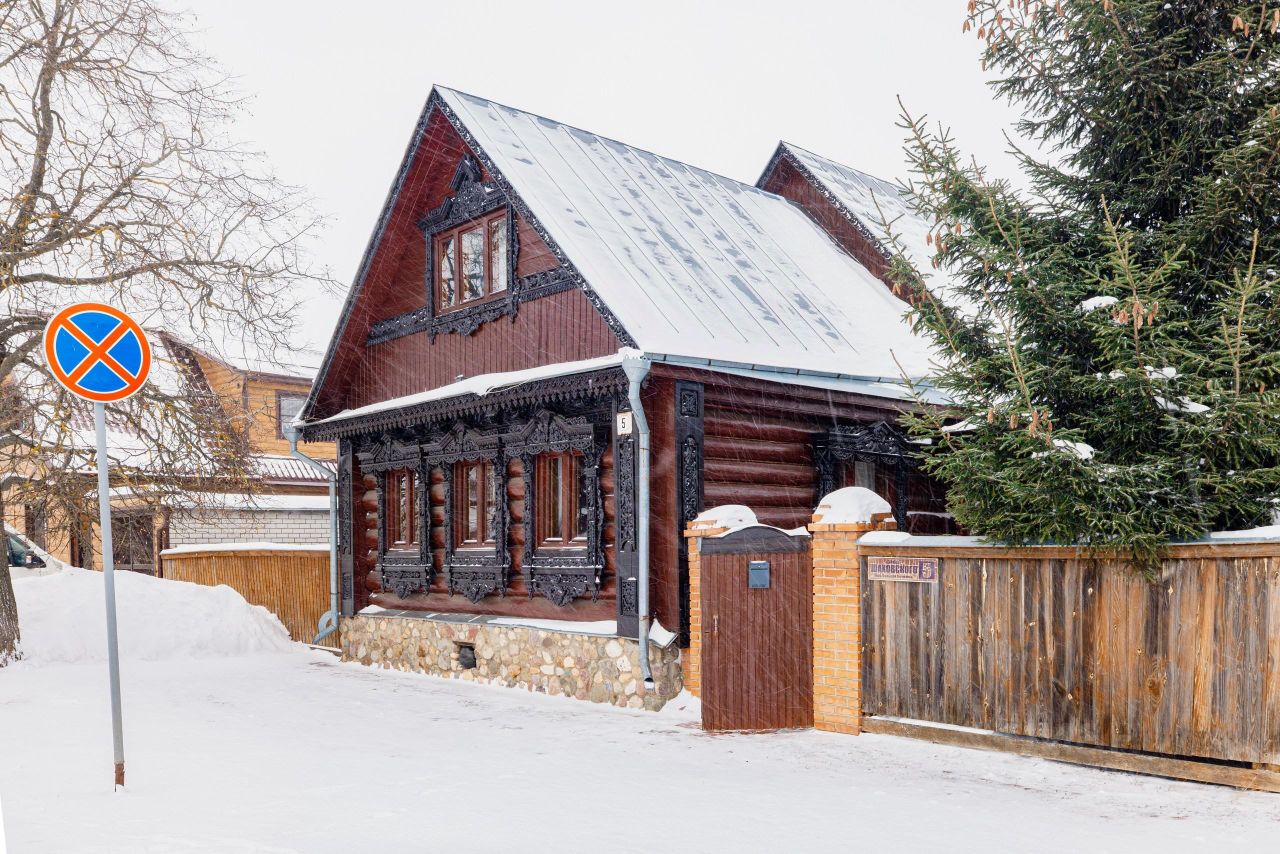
[
  {"left": 302, "top": 90, "right": 630, "bottom": 424},
  {"left": 757, "top": 143, "right": 905, "bottom": 300}
]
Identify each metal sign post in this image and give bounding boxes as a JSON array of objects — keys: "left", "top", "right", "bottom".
[
  {"left": 42, "top": 303, "right": 152, "bottom": 789},
  {"left": 94, "top": 401, "right": 126, "bottom": 787}
]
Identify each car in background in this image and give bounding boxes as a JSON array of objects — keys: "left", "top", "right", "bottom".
[{"left": 7, "top": 532, "right": 46, "bottom": 568}]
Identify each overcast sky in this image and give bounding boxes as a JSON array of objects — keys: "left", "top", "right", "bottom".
[{"left": 173, "top": 0, "right": 1028, "bottom": 355}]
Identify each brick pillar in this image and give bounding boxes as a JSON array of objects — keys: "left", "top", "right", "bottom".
[
  {"left": 682, "top": 517, "right": 730, "bottom": 699},
  {"left": 807, "top": 510, "right": 896, "bottom": 735}
]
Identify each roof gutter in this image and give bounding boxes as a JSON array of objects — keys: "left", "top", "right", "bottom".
[{"left": 284, "top": 423, "right": 339, "bottom": 646}]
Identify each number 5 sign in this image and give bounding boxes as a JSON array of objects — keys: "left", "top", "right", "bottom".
[{"left": 43, "top": 302, "right": 153, "bottom": 788}]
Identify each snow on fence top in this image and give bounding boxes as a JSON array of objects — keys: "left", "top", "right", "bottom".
[
  {"left": 161, "top": 542, "right": 329, "bottom": 556},
  {"left": 858, "top": 526, "right": 1280, "bottom": 549},
  {"left": 813, "top": 487, "right": 892, "bottom": 525},
  {"left": 438, "top": 87, "right": 935, "bottom": 381},
  {"left": 693, "top": 504, "right": 758, "bottom": 531}
]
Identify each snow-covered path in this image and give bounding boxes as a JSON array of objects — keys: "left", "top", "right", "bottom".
[{"left": 3, "top": 572, "right": 1280, "bottom": 852}]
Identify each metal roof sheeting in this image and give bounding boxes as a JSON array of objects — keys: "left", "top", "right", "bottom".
[{"left": 439, "top": 88, "right": 937, "bottom": 381}]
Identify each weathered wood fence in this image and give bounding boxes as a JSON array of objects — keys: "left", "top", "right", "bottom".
[
  {"left": 160, "top": 545, "right": 330, "bottom": 644},
  {"left": 858, "top": 539, "right": 1280, "bottom": 771}
]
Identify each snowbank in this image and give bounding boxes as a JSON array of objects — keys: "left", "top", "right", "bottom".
[
  {"left": 813, "top": 487, "right": 891, "bottom": 524},
  {"left": 12, "top": 567, "right": 295, "bottom": 664}
]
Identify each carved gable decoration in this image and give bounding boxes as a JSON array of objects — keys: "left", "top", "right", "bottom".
[{"left": 417, "top": 155, "right": 506, "bottom": 234}]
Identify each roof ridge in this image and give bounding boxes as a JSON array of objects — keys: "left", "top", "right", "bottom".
[
  {"left": 437, "top": 85, "right": 782, "bottom": 200},
  {"left": 778, "top": 140, "right": 901, "bottom": 191}
]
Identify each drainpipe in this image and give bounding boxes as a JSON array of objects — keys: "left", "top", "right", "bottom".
[
  {"left": 285, "top": 423, "right": 339, "bottom": 646},
  {"left": 621, "top": 354, "right": 655, "bottom": 688}
]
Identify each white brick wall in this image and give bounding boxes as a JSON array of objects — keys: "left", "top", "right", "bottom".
[{"left": 169, "top": 508, "right": 330, "bottom": 547}]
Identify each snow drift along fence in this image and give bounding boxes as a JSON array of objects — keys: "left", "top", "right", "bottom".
[
  {"left": 160, "top": 545, "right": 329, "bottom": 644},
  {"left": 858, "top": 537, "right": 1280, "bottom": 770}
]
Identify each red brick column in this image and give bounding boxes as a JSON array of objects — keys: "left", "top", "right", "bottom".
[{"left": 808, "top": 510, "right": 895, "bottom": 735}]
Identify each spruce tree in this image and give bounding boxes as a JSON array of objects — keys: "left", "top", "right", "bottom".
[{"left": 892, "top": 1, "right": 1280, "bottom": 561}]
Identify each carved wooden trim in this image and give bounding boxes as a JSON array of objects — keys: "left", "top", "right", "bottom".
[
  {"left": 355, "top": 398, "right": 616, "bottom": 608},
  {"left": 613, "top": 395, "right": 639, "bottom": 636},
  {"left": 337, "top": 438, "right": 355, "bottom": 615},
  {"left": 432, "top": 93, "right": 637, "bottom": 349},
  {"left": 366, "top": 267, "right": 578, "bottom": 345},
  {"left": 358, "top": 436, "right": 433, "bottom": 599},
  {"left": 813, "top": 420, "right": 918, "bottom": 528},
  {"left": 303, "top": 367, "right": 627, "bottom": 442},
  {"left": 506, "top": 410, "right": 608, "bottom": 606},
  {"left": 674, "top": 380, "right": 704, "bottom": 645}
]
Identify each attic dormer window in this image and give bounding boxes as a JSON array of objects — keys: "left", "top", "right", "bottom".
[{"left": 436, "top": 210, "right": 509, "bottom": 310}]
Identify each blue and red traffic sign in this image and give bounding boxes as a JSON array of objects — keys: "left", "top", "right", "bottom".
[{"left": 43, "top": 303, "right": 151, "bottom": 402}]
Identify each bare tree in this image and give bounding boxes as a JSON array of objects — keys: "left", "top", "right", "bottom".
[{"left": 0, "top": 0, "right": 331, "bottom": 662}]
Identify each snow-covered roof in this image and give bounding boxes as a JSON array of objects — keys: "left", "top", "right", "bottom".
[
  {"left": 308, "top": 350, "right": 636, "bottom": 429},
  {"left": 767, "top": 142, "right": 963, "bottom": 311},
  {"left": 436, "top": 88, "right": 935, "bottom": 381},
  {"left": 253, "top": 455, "right": 335, "bottom": 484}
]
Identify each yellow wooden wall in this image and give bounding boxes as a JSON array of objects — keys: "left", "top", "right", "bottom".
[{"left": 161, "top": 547, "right": 331, "bottom": 644}]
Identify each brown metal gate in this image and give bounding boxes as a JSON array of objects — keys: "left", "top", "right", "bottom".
[{"left": 701, "top": 526, "right": 812, "bottom": 731}]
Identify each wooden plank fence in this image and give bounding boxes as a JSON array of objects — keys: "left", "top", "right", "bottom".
[
  {"left": 858, "top": 541, "right": 1280, "bottom": 768},
  {"left": 161, "top": 546, "right": 330, "bottom": 644}
]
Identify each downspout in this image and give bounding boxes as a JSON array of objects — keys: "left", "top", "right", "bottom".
[
  {"left": 285, "top": 423, "right": 339, "bottom": 646},
  {"left": 621, "top": 354, "right": 655, "bottom": 688}
]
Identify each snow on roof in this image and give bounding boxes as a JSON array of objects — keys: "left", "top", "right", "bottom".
[
  {"left": 253, "top": 455, "right": 335, "bottom": 483},
  {"left": 437, "top": 88, "right": 935, "bottom": 380},
  {"left": 307, "top": 349, "right": 637, "bottom": 428},
  {"left": 771, "top": 142, "right": 966, "bottom": 313}
]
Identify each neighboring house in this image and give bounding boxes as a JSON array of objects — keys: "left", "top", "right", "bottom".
[
  {"left": 296, "top": 84, "right": 955, "bottom": 694},
  {"left": 4, "top": 331, "right": 335, "bottom": 574}
]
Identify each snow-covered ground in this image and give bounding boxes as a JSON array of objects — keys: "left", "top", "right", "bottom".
[{"left": 3, "top": 569, "right": 1280, "bottom": 852}]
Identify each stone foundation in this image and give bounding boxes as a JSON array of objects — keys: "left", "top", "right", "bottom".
[{"left": 339, "top": 612, "right": 682, "bottom": 711}]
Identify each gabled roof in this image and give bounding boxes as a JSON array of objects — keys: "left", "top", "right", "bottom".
[
  {"left": 437, "top": 88, "right": 933, "bottom": 380},
  {"left": 303, "top": 89, "right": 939, "bottom": 423},
  {"left": 760, "top": 142, "right": 962, "bottom": 310}
]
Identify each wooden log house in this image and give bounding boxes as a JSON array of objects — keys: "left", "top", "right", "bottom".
[{"left": 297, "top": 88, "right": 955, "bottom": 703}]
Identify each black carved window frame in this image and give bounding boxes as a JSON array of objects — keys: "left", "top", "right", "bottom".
[
  {"left": 503, "top": 410, "right": 607, "bottom": 607},
  {"left": 415, "top": 155, "right": 519, "bottom": 340},
  {"left": 813, "top": 421, "right": 917, "bottom": 529},
  {"left": 357, "top": 435, "right": 432, "bottom": 600},
  {"left": 424, "top": 422, "right": 507, "bottom": 604}
]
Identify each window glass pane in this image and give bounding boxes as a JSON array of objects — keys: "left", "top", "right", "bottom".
[
  {"left": 278, "top": 393, "right": 306, "bottom": 436},
  {"left": 548, "top": 456, "right": 563, "bottom": 540},
  {"left": 398, "top": 474, "right": 410, "bottom": 543},
  {"left": 466, "top": 464, "right": 479, "bottom": 542},
  {"left": 461, "top": 227, "right": 484, "bottom": 301},
  {"left": 485, "top": 463, "right": 498, "bottom": 542},
  {"left": 489, "top": 217, "right": 508, "bottom": 293},
  {"left": 438, "top": 237, "right": 456, "bottom": 307}
]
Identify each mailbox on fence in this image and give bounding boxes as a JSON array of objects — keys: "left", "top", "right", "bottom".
[{"left": 748, "top": 560, "right": 770, "bottom": 589}]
